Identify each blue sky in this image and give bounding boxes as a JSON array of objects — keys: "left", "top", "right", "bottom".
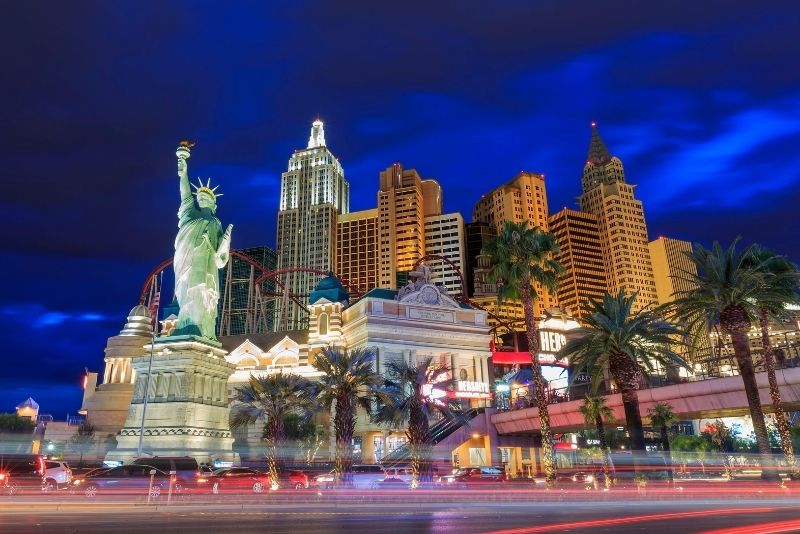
[{"left": 1, "top": 1, "right": 798, "bottom": 414}]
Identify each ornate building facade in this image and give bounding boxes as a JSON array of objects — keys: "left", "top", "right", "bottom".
[{"left": 276, "top": 119, "right": 350, "bottom": 329}]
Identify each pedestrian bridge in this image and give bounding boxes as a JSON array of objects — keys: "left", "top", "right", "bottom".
[{"left": 491, "top": 366, "right": 800, "bottom": 435}]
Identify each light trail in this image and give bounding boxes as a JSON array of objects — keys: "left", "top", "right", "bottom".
[
  {"left": 700, "top": 519, "right": 800, "bottom": 534},
  {"left": 484, "top": 507, "right": 776, "bottom": 534}
]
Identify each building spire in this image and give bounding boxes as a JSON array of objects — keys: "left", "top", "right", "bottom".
[
  {"left": 586, "top": 121, "right": 611, "bottom": 164},
  {"left": 308, "top": 118, "right": 326, "bottom": 148}
]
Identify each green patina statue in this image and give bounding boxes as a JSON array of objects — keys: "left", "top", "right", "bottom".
[{"left": 173, "top": 141, "right": 233, "bottom": 340}]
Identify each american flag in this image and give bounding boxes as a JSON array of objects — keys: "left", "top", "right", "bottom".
[{"left": 148, "top": 275, "right": 161, "bottom": 332}]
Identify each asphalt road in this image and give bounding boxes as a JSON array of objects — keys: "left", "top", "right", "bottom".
[{"left": 2, "top": 497, "right": 800, "bottom": 533}]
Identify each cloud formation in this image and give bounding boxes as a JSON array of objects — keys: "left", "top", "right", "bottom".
[{"left": 1, "top": 1, "right": 798, "bottom": 413}]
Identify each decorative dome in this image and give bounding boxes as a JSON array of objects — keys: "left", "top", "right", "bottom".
[
  {"left": 315, "top": 275, "right": 344, "bottom": 291},
  {"left": 309, "top": 274, "right": 348, "bottom": 305},
  {"left": 128, "top": 304, "right": 150, "bottom": 318},
  {"left": 119, "top": 304, "right": 152, "bottom": 337}
]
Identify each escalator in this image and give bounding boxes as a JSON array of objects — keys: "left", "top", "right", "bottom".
[{"left": 381, "top": 408, "right": 484, "bottom": 466}]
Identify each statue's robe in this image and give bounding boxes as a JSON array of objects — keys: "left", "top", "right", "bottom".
[{"left": 173, "top": 195, "right": 223, "bottom": 338}]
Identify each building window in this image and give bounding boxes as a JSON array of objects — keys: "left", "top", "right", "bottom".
[{"left": 318, "top": 313, "right": 329, "bottom": 336}]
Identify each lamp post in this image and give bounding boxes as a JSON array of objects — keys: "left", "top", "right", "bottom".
[
  {"left": 136, "top": 329, "right": 156, "bottom": 457},
  {"left": 137, "top": 274, "right": 161, "bottom": 457}
]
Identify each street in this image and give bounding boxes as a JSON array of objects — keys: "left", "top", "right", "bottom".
[{"left": 2, "top": 492, "right": 800, "bottom": 533}]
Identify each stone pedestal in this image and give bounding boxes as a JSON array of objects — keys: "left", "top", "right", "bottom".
[{"left": 108, "top": 335, "right": 237, "bottom": 464}]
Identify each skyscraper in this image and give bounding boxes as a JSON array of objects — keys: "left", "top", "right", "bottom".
[
  {"left": 472, "top": 171, "right": 557, "bottom": 319},
  {"left": 424, "top": 212, "right": 467, "bottom": 296},
  {"left": 473, "top": 171, "right": 550, "bottom": 231},
  {"left": 548, "top": 208, "right": 607, "bottom": 318},
  {"left": 336, "top": 209, "right": 379, "bottom": 296},
  {"left": 276, "top": 119, "right": 350, "bottom": 329},
  {"left": 377, "top": 163, "right": 442, "bottom": 289},
  {"left": 578, "top": 123, "right": 658, "bottom": 311},
  {"left": 649, "top": 236, "right": 696, "bottom": 305}
]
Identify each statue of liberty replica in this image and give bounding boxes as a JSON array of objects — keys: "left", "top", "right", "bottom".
[
  {"left": 110, "top": 142, "right": 237, "bottom": 464},
  {"left": 174, "top": 141, "right": 233, "bottom": 340}
]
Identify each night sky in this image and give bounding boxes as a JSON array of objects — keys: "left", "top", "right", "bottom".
[{"left": 2, "top": 1, "right": 798, "bottom": 416}]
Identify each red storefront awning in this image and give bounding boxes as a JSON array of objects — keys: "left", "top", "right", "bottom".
[
  {"left": 491, "top": 351, "right": 532, "bottom": 365},
  {"left": 491, "top": 351, "right": 570, "bottom": 367}
]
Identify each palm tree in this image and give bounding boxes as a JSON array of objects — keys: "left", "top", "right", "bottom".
[
  {"left": 311, "top": 345, "right": 382, "bottom": 483},
  {"left": 482, "top": 220, "right": 563, "bottom": 485},
  {"left": 648, "top": 402, "right": 677, "bottom": 483},
  {"left": 230, "top": 372, "right": 316, "bottom": 487},
  {"left": 374, "top": 356, "right": 466, "bottom": 488},
  {"left": 672, "top": 240, "right": 777, "bottom": 480},
  {"left": 579, "top": 395, "right": 613, "bottom": 488},
  {"left": 559, "top": 291, "right": 687, "bottom": 453},
  {"left": 744, "top": 245, "right": 800, "bottom": 477}
]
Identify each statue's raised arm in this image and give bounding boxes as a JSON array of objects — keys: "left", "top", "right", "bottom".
[
  {"left": 171, "top": 142, "right": 232, "bottom": 340},
  {"left": 177, "top": 140, "right": 194, "bottom": 201}
]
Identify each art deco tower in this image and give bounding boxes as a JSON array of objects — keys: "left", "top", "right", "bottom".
[
  {"left": 276, "top": 119, "right": 350, "bottom": 329},
  {"left": 578, "top": 123, "right": 658, "bottom": 311}
]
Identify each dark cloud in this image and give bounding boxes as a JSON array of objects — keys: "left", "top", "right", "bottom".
[{"left": 1, "top": 1, "right": 799, "bottom": 413}]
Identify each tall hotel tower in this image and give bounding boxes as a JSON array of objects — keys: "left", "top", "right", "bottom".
[
  {"left": 276, "top": 119, "right": 350, "bottom": 329},
  {"left": 578, "top": 123, "right": 657, "bottom": 311},
  {"left": 548, "top": 208, "right": 607, "bottom": 318},
  {"left": 378, "top": 163, "right": 442, "bottom": 289},
  {"left": 648, "top": 236, "right": 696, "bottom": 305},
  {"left": 472, "top": 172, "right": 558, "bottom": 321}
]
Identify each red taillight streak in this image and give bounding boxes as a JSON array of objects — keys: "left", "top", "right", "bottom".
[
  {"left": 36, "top": 457, "right": 45, "bottom": 476},
  {"left": 700, "top": 519, "right": 800, "bottom": 534},
  {"left": 486, "top": 507, "right": 776, "bottom": 534}
]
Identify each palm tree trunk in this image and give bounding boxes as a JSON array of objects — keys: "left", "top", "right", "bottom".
[
  {"left": 609, "top": 351, "right": 646, "bottom": 452},
  {"left": 519, "top": 280, "right": 556, "bottom": 485},
  {"left": 723, "top": 314, "right": 776, "bottom": 481},
  {"left": 264, "top": 416, "right": 283, "bottom": 488},
  {"left": 759, "top": 311, "right": 798, "bottom": 477},
  {"left": 595, "top": 416, "right": 611, "bottom": 489},
  {"left": 335, "top": 396, "right": 355, "bottom": 484},
  {"left": 407, "top": 400, "right": 430, "bottom": 488},
  {"left": 266, "top": 441, "right": 279, "bottom": 488},
  {"left": 661, "top": 425, "right": 673, "bottom": 483}
]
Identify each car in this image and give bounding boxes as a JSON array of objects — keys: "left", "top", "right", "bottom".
[
  {"left": 382, "top": 466, "right": 413, "bottom": 485},
  {"left": 373, "top": 477, "right": 410, "bottom": 490},
  {"left": 284, "top": 470, "right": 309, "bottom": 490},
  {"left": 439, "top": 466, "right": 507, "bottom": 487},
  {"left": 314, "top": 470, "right": 336, "bottom": 489},
  {"left": 206, "top": 467, "right": 272, "bottom": 494},
  {"left": 73, "top": 464, "right": 171, "bottom": 497},
  {"left": 132, "top": 456, "right": 200, "bottom": 491},
  {"left": 0, "top": 454, "right": 46, "bottom": 495},
  {"left": 44, "top": 460, "right": 72, "bottom": 490},
  {"left": 314, "top": 464, "right": 385, "bottom": 489}
]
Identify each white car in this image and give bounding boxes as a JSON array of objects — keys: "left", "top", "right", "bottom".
[{"left": 44, "top": 461, "right": 72, "bottom": 490}]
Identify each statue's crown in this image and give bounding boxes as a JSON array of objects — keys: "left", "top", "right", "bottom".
[{"left": 191, "top": 178, "right": 223, "bottom": 200}]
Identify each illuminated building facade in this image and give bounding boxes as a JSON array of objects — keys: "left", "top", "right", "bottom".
[
  {"left": 648, "top": 236, "right": 696, "bottom": 305},
  {"left": 548, "top": 208, "right": 607, "bottom": 319},
  {"left": 378, "top": 163, "right": 442, "bottom": 289},
  {"left": 423, "top": 212, "right": 467, "bottom": 296},
  {"left": 336, "top": 209, "right": 379, "bottom": 296},
  {"left": 472, "top": 171, "right": 557, "bottom": 321},
  {"left": 578, "top": 124, "right": 657, "bottom": 312},
  {"left": 276, "top": 119, "right": 350, "bottom": 329}
]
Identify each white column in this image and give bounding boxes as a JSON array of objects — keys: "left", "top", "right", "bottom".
[
  {"left": 480, "top": 355, "right": 489, "bottom": 384},
  {"left": 103, "top": 359, "right": 112, "bottom": 384}
]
